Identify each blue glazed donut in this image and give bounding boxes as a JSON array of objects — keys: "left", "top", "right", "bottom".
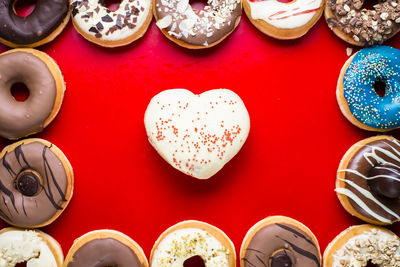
[{"left": 337, "top": 46, "right": 400, "bottom": 131}]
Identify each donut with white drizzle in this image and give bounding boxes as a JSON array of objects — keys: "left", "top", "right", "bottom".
[
  {"left": 70, "top": 0, "right": 153, "bottom": 47},
  {"left": 243, "top": 0, "right": 324, "bottom": 39},
  {"left": 154, "top": 0, "right": 241, "bottom": 48},
  {"left": 336, "top": 135, "right": 400, "bottom": 225}
]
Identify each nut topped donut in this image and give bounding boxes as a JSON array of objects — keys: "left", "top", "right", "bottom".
[
  {"left": 323, "top": 224, "right": 400, "bottom": 266},
  {"left": 64, "top": 230, "right": 148, "bottom": 267},
  {"left": 325, "top": 0, "right": 400, "bottom": 45},
  {"left": 336, "top": 135, "right": 400, "bottom": 225},
  {"left": 240, "top": 216, "right": 321, "bottom": 267},
  {"left": 0, "top": 227, "right": 64, "bottom": 266},
  {"left": 0, "top": 138, "right": 74, "bottom": 228},
  {"left": 243, "top": 0, "right": 324, "bottom": 39},
  {"left": 150, "top": 220, "right": 236, "bottom": 267},
  {"left": 0, "top": 0, "right": 70, "bottom": 47},
  {"left": 154, "top": 0, "right": 241, "bottom": 48},
  {"left": 70, "top": 0, "right": 153, "bottom": 47},
  {"left": 337, "top": 46, "right": 400, "bottom": 131},
  {"left": 0, "top": 49, "right": 65, "bottom": 140}
]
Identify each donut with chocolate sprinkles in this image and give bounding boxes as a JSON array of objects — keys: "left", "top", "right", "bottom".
[
  {"left": 70, "top": 0, "right": 153, "bottom": 47},
  {"left": 325, "top": 0, "right": 400, "bottom": 46},
  {"left": 0, "top": 0, "right": 70, "bottom": 47},
  {"left": 0, "top": 138, "right": 74, "bottom": 228}
]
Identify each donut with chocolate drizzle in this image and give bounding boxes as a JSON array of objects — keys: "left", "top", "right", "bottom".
[
  {"left": 0, "top": 138, "right": 74, "bottom": 228},
  {"left": 240, "top": 216, "right": 321, "bottom": 267},
  {"left": 336, "top": 135, "right": 400, "bottom": 225},
  {"left": 0, "top": 0, "right": 70, "bottom": 47}
]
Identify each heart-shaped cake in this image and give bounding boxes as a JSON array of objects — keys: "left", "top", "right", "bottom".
[{"left": 144, "top": 89, "right": 250, "bottom": 179}]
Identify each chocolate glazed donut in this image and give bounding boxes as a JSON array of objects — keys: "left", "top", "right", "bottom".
[
  {"left": 240, "top": 216, "right": 321, "bottom": 267},
  {"left": 64, "top": 230, "right": 148, "bottom": 267},
  {"left": 0, "top": 49, "right": 65, "bottom": 140},
  {"left": 0, "top": 138, "right": 74, "bottom": 228},
  {"left": 336, "top": 135, "right": 400, "bottom": 225},
  {"left": 0, "top": 0, "right": 69, "bottom": 47}
]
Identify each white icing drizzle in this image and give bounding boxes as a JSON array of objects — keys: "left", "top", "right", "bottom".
[
  {"left": 337, "top": 178, "right": 400, "bottom": 221},
  {"left": 335, "top": 188, "right": 392, "bottom": 223},
  {"left": 71, "top": 0, "right": 151, "bottom": 41},
  {"left": 247, "top": 0, "right": 323, "bottom": 29}
]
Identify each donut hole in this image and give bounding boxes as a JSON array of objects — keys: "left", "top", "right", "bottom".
[
  {"left": 184, "top": 255, "right": 205, "bottom": 267},
  {"left": 189, "top": 0, "right": 207, "bottom": 11},
  {"left": 366, "top": 261, "right": 379, "bottom": 267},
  {"left": 13, "top": 0, "right": 37, "bottom": 17},
  {"left": 360, "top": 0, "right": 380, "bottom": 10},
  {"left": 15, "top": 262, "right": 27, "bottom": 267},
  {"left": 99, "top": 0, "right": 122, "bottom": 11},
  {"left": 373, "top": 79, "right": 386, "bottom": 97},
  {"left": 10, "top": 82, "right": 30, "bottom": 102}
]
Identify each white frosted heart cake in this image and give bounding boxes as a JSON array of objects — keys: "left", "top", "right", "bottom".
[{"left": 144, "top": 89, "right": 250, "bottom": 179}]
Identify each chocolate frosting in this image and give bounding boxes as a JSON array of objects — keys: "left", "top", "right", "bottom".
[
  {"left": 0, "top": 0, "right": 69, "bottom": 45},
  {"left": 343, "top": 138, "right": 400, "bottom": 222},
  {"left": 0, "top": 51, "right": 57, "bottom": 140},
  {"left": 0, "top": 141, "right": 69, "bottom": 227},
  {"left": 243, "top": 223, "right": 320, "bottom": 267},
  {"left": 67, "top": 238, "right": 144, "bottom": 267}
]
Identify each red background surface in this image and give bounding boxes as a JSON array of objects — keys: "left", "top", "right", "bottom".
[{"left": 1, "top": 2, "right": 400, "bottom": 265}]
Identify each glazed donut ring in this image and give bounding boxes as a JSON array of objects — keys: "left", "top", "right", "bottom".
[
  {"left": 154, "top": 0, "right": 241, "bottom": 48},
  {"left": 70, "top": 0, "right": 153, "bottom": 47},
  {"left": 0, "top": 0, "right": 70, "bottom": 48},
  {"left": 64, "top": 230, "right": 148, "bottom": 267},
  {"left": 0, "top": 227, "right": 64, "bottom": 267},
  {"left": 323, "top": 224, "right": 400, "bottom": 267},
  {"left": 337, "top": 46, "right": 400, "bottom": 131},
  {"left": 243, "top": 0, "right": 324, "bottom": 39},
  {"left": 240, "top": 216, "right": 321, "bottom": 267},
  {"left": 0, "top": 138, "right": 74, "bottom": 228},
  {"left": 0, "top": 48, "right": 65, "bottom": 140},
  {"left": 325, "top": 0, "right": 400, "bottom": 45},
  {"left": 336, "top": 135, "right": 400, "bottom": 225},
  {"left": 150, "top": 220, "right": 236, "bottom": 267}
]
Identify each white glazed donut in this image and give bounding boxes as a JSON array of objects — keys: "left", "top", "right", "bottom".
[
  {"left": 70, "top": 0, "right": 153, "bottom": 47},
  {"left": 150, "top": 221, "right": 236, "bottom": 267},
  {"left": 323, "top": 224, "right": 400, "bottom": 267},
  {"left": 144, "top": 89, "right": 250, "bottom": 179},
  {"left": 0, "top": 227, "right": 63, "bottom": 267},
  {"left": 243, "top": 0, "right": 324, "bottom": 39}
]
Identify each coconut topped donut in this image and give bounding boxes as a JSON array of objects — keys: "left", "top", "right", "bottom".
[
  {"left": 325, "top": 0, "right": 400, "bottom": 45},
  {"left": 154, "top": 0, "right": 241, "bottom": 48},
  {"left": 0, "top": 227, "right": 64, "bottom": 267}
]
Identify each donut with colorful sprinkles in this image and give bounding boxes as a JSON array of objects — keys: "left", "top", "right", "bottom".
[{"left": 337, "top": 45, "right": 400, "bottom": 131}]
